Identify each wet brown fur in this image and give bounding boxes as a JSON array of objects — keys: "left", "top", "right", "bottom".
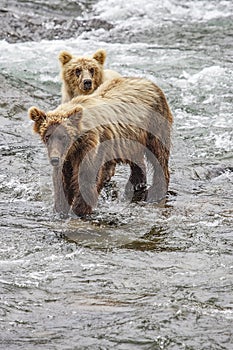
[{"left": 29, "top": 77, "right": 173, "bottom": 217}]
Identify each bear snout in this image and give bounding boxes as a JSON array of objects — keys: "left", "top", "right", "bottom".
[
  {"left": 50, "top": 157, "right": 60, "bottom": 167},
  {"left": 83, "top": 79, "right": 92, "bottom": 91}
]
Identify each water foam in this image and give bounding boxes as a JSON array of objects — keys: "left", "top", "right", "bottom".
[{"left": 93, "top": 0, "right": 233, "bottom": 23}]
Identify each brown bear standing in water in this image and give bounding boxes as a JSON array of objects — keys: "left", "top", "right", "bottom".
[
  {"left": 29, "top": 77, "right": 173, "bottom": 217},
  {"left": 59, "top": 48, "right": 121, "bottom": 103}
]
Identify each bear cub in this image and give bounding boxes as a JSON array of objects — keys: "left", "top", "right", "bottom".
[{"left": 59, "top": 49, "right": 121, "bottom": 103}]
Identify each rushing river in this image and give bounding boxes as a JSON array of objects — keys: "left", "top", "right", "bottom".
[{"left": 0, "top": 1, "right": 233, "bottom": 349}]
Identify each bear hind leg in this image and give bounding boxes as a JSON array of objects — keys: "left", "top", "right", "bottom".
[
  {"left": 125, "top": 161, "right": 147, "bottom": 202},
  {"left": 146, "top": 143, "right": 170, "bottom": 203}
]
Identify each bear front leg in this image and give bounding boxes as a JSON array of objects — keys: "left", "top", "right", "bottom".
[
  {"left": 52, "top": 166, "right": 70, "bottom": 216},
  {"left": 71, "top": 163, "right": 99, "bottom": 217},
  {"left": 72, "top": 185, "right": 98, "bottom": 217},
  {"left": 72, "top": 196, "right": 92, "bottom": 217}
]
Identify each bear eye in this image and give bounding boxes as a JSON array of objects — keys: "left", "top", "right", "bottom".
[
  {"left": 44, "top": 134, "right": 50, "bottom": 143},
  {"left": 75, "top": 68, "right": 82, "bottom": 77},
  {"left": 89, "top": 68, "right": 95, "bottom": 76}
]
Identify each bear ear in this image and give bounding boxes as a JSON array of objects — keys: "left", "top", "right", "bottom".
[
  {"left": 92, "top": 49, "right": 106, "bottom": 66},
  {"left": 58, "top": 51, "right": 73, "bottom": 65},
  {"left": 28, "top": 106, "right": 46, "bottom": 122},
  {"left": 28, "top": 107, "right": 47, "bottom": 134}
]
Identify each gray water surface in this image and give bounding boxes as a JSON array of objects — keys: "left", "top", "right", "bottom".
[{"left": 0, "top": 1, "right": 233, "bottom": 349}]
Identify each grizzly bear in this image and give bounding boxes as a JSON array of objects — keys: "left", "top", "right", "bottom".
[
  {"left": 59, "top": 48, "right": 121, "bottom": 103},
  {"left": 29, "top": 77, "right": 173, "bottom": 217}
]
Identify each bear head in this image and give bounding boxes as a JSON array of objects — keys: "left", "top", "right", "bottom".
[
  {"left": 58, "top": 49, "right": 107, "bottom": 96},
  {"left": 29, "top": 105, "right": 83, "bottom": 167}
]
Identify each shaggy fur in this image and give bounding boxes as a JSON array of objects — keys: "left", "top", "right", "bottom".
[
  {"left": 59, "top": 48, "right": 121, "bottom": 103},
  {"left": 29, "top": 77, "right": 173, "bottom": 217}
]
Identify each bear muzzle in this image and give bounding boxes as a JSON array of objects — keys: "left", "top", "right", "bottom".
[{"left": 83, "top": 79, "right": 92, "bottom": 91}]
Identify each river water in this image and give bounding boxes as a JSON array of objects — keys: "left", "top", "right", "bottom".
[{"left": 0, "top": 1, "right": 233, "bottom": 349}]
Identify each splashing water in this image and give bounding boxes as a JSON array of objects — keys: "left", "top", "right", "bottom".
[{"left": 0, "top": 0, "right": 233, "bottom": 349}]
